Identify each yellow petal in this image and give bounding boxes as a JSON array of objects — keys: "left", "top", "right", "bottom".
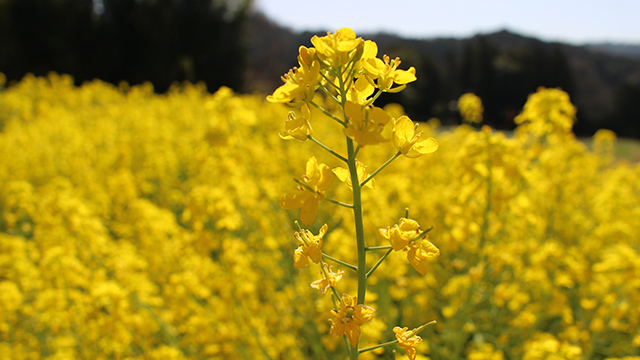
[
  {"left": 332, "top": 167, "right": 351, "bottom": 186},
  {"left": 393, "top": 116, "right": 415, "bottom": 151},
  {"left": 280, "top": 191, "right": 306, "bottom": 209},
  {"left": 316, "top": 164, "right": 335, "bottom": 191},
  {"left": 393, "top": 67, "right": 417, "bottom": 84},
  {"left": 293, "top": 247, "right": 309, "bottom": 268},
  {"left": 300, "top": 199, "right": 320, "bottom": 225},
  {"left": 413, "top": 137, "right": 438, "bottom": 155},
  {"left": 306, "top": 156, "right": 319, "bottom": 181},
  {"left": 345, "top": 324, "right": 361, "bottom": 348}
]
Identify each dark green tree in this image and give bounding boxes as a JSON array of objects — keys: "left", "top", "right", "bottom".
[{"left": 0, "top": 0, "right": 252, "bottom": 92}]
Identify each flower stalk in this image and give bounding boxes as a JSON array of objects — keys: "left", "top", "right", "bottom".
[{"left": 269, "top": 27, "right": 440, "bottom": 359}]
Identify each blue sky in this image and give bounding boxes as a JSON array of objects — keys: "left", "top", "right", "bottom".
[{"left": 254, "top": 0, "right": 640, "bottom": 45}]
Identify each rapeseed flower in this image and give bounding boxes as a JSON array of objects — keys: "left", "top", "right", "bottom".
[
  {"left": 293, "top": 224, "right": 327, "bottom": 268},
  {"left": 279, "top": 104, "right": 312, "bottom": 141},
  {"left": 281, "top": 157, "right": 334, "bottom": 225},
  {"left": 311, "top": 264, "right": 344, "bottom": 295},
  {"left": 332, "top": 160, "right": 375, "bottom": 189},
  {"left": 379, "top": 217, "right": 422, "bottom": 251},
  {"left": 267, "top": 46, "right": 320, "bottom": 107},
  {"left": 343, "top": 100, "right": 392, "bottom": 147},
  {"left": 311, "top": 28, "right": 364, "bottom": 68},
  {"left": 458, "top": 92, "right": 484, "bottom": 124},
  {"left": 380, "top": 218, "right": 440, "bottom": 275},
  {"left": 364, "top": 55, "right": 416, "bottom": 92},
  {"left": 392, "top": 116, "right": 438, "bottom": 158},
  {"left": 330, "top": 294, "right": 375, "bottom": 347},
  {"left": 514, "top": 87, "right": 576, "bottom": 139},
  {"left": 393, "top": 326, "right": 422, "bottom": 360}
]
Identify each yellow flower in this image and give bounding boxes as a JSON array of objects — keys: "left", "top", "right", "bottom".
[
  {"left": 293, "top": 224, "right": 327, "bottom": 268},
  {"left": 393, "top": 327, "right": 422, "bottom": 360},
  {"left": 406, "top": 239, "right": 440, "bottom": 275},
  {"left": 311, "top": 264, "right": 344, "bottom": 294},
  {"left": 330, "top": 294, "right": 375, "bottom": 347},
  {"left": 267, "top": 46, "right": 320, "bottom": 107},
  {"left": 281, "top": 157, "right": 334, "bottom": 225},
  {"left": 364, "top": 54, "right": 416, "bottom": 92},
  {"left": 380, "top": 218, "right": 440, "bottom": 275},
  {"left": 279, "top": 104, "right": 312, "bottom": 141},
  {"left": 343, "top": 100, "right": 392, "bottom": 147},
  {"left": 379, "top": 217, "right": 422, "bottom": 251},
  {"left": 457, "top": 92, "right": 484, "bottom": 124},
  {"left": 347, "top": 76, "right": 375, "bottom": 105},
  {"left": 392, "top": 116, "right": 438, "bottom": 158},
  {"left": 332, "top": 160, "right": 375, "bottom": 190},
  {"left": 311, "top": 28, "right": 364, "bottom": 68},
  {"left": 514, "top": 87, "right": 576, "bottom": 139}
]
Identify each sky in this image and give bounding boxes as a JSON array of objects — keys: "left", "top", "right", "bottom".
[{"left": 254, "top": 0, "right": 640, "bottom": 45}]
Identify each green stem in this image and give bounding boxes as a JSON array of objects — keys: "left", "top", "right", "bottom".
[
  {"left": 366, "top": 248, "right": 393, "bottom": 279},
  {"left": 415, "top": 320, "right": 437, "bottom": 334},
  {"left": 310, "top": 100, "right": 346, "bottom": 126},
  {"left": 360, "top": 151, "right": 401, "bottom": 188},
  {"left": 334, "top": 60, "right": 368, "bottom": 360},
  {"left": 365, "top": 89, "right": 384, "bottom": 106},
  {"left": 346, "top": 135, "right": 367, "bottom": 360},
  {"left": 358, "top": 320, "right": 436, "bottom": 354},
  {"left": 347, "top": 137, "right": 367, "bottom": 302},
  {"left": 308, "top": 136, "right": 348, "bottom": 163},
  {"left": 365, "top": 245, "right": 392, "bottom": 251},
  {"left": 358, "top": 339, "right": 398, "bottom": 354},
  {"left": 322, "top": 253, "right": 357, "bottom": 272},
  {"left": 319, "top": 82, "right": 341, "bottom": 105},
  {"left": 343, "top": 61, "right": 358, "bottom": 93},
  {"left": 325, "top": 197, "right": 354, "bottom": 209},
  {"left": 319, "top": 71, "right": 340, "bottom": 91}
]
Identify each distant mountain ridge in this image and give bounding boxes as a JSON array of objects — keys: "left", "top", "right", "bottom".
[
  {"left": 247, "top": 13, "right": 640, "bottom": 138},
  {"left": 585, "top": 43, "right": 640, "bottom": 60}
]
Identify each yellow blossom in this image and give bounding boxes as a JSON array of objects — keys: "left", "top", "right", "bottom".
[
  {"left": 392, "top": 116, "right": 438, "bottom": 158},
  {"left": 293, "top": 224, "right": 327, "bottom": 268},
  {"left": 311, "top": 28, "right": 364, "bottom": 68},
  {"left": 393, "top": 327, "right": 422, "bottom": 360},
  {"left": 343, "top": 100, "right": 392, "bottom": 146},
  {"left": 332, "top": 160, "right": 375, "bottom": 190},
  {"left": 364, "top": 54, "right": 416, "bottom": 92},
  {"left": 279, "top": 104, "right": 313, "bottom": 141},
  {"left": 406, "top": 239, "right": 440, "bottom": 275},
  {"left": 267, "top": 46, "right": 320, "bottom": 107},
  {"left": 310, "top": 264, "right": 343, "bottom": 294},
  {"left": 379, "top": 218, "right": 422, "bottom": 251},
  {"left": 347, "top": 76, "right": 375, "bottom": 105},
  {"left": 458, "top": 92, "right": 484, "bottom": 124},
  {"left": 514, "top": 87, "right": 576, "bottom": 139},
  {"left": 281, "top": 157, "right": 334, "bottom": 225},
  {"left": 330, "top": 294, "right": 375, "bottom": 347},
  {"left": 380, "top": 218, "right": 440, "bottom": 275}
]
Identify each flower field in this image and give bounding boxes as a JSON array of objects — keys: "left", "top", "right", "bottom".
[{"left": 0, "top": 72, "right": 639, "bottom": 359}]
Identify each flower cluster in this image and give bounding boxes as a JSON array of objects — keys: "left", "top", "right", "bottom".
[{"left": 270, "top": 29, "right": 439, "bottom": 358}]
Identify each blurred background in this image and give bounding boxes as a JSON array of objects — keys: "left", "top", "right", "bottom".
[{"left": 1, "top": 0, "right": 639, "bottom": 138}]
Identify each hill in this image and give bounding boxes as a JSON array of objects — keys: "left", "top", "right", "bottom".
[{"left": 246, "top": 14, "right": 640, "bottom": 138}]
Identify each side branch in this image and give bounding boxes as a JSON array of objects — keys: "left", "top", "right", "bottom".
[
  {"left": 366, "top": 248, "right": 393, "bottom": 279},
  {"left": 310, "top": 100, "right": 346, "bottom": 127},
  {"left": 308, "top": 136, "right": 348, "bottom": 163},
  {"left": 325, "top": 197, "right": 354, "bottom": 209},
  {"left": 360, "top": 151, "right": 401, "bottom": 188},
  {"left": 322, "top": 253, "right": 358, "bottom": 272}
]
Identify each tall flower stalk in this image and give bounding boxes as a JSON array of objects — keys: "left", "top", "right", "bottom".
[{"left": 269, "top": 28, "right": 440, "bottom": 359}]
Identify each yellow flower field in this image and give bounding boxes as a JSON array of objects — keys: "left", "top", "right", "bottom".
[{"left": 1, "top": 72, "right": 639, "bottom": 359}]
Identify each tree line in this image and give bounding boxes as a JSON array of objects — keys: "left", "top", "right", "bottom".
[{"left": 0, "top": 0, "right": 251, "bottom": 92}]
